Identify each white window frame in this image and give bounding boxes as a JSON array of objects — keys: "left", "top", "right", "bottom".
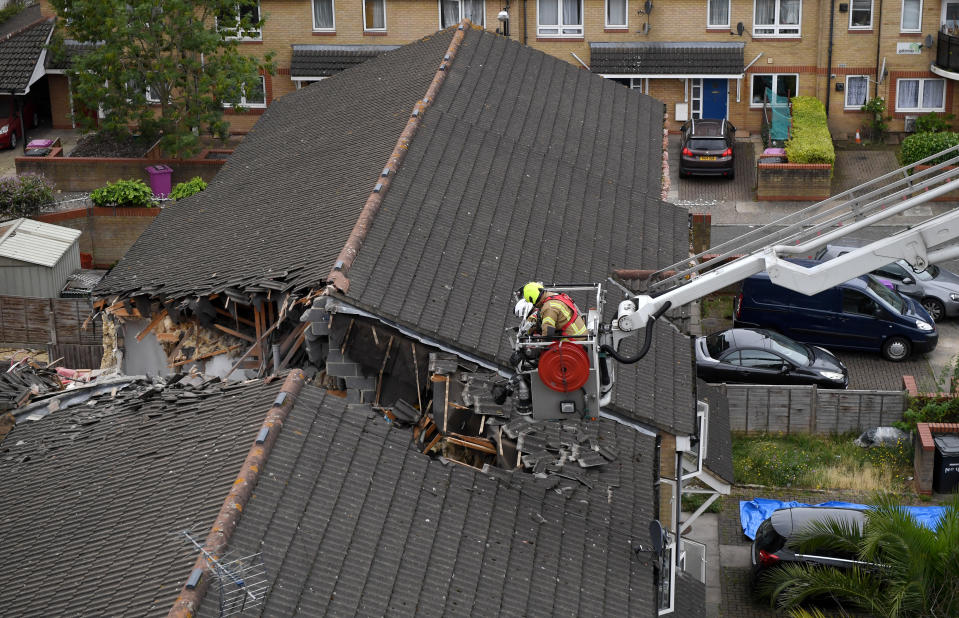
[
  {"left": 217, "top": 1, "right": 262, "bottom": 41},
  {"left": 896, "top": 77, "right": 946, "bottom": 112},
  {"left": 439, "top": 0, "right": 486, "bottom": 28},
  {"left": 707, "top": 0, "right": 730, "bottom": 28},
  {"left": 293, "top": 78, "right": 327, "bottom": 90},
  {"left": 537, "top": 0, "right": 584, "bottom": 36},
  {"left": 752, "top": 0, "right": 802, "bottom": 37},
  {"left": 900, "top": 0, "right": 922, "bottom": 32},
  {"left": 312, "top": 0, "right": 336, "bottom": 32},
  {"left": 605, "top": 0, "right": 628, "bottom": 28},
  {"left": 844, "top": 75, "right": 869, "bottom": 108},
  {"left": 145, "top": 85, "right": 161, "bottom": 104},
  {"left": 224, "top": 75, "right": 267, "bottom": 109},
  {"left": 363, "top": 0, "right": 387, "bottom": 31},
  {"left": 849, "top": 0, "right": 873, "bottom": 28},
  {"left": 749, "top": 73, "right": 799, "bottom": 107}
]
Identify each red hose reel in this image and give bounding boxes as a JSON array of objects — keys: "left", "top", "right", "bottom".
[{"left": 537, "top": 341, "right": 590, "bottom": 392}]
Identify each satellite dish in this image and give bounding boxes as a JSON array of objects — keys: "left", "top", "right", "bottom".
[
  {"left": 642, "top": 22, "right": 650, "bottom": 34},
  {"left": 925, "top": 34, "right": 934, "bottom": 48},
  {"left": 649, "top": 520, "right": 668, "bottom": 554},
  {"left": 737, "top": 21, "right": 745, "bottom": 36},
  {"left": 644, "top": 0, "right": 653, "bottom": 15}
]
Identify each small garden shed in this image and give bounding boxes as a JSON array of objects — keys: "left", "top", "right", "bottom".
[{"left": 0, "top": 218, "right": 81, "bottom": 297}]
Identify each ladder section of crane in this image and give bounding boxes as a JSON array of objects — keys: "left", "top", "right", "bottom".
[{"left": 648, "top": 144, "right": 959, "bottom": 296}]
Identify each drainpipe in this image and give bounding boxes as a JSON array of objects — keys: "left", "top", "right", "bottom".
[
  {"left": 825, "top": 0, "right": 836, "bottom": 117},
  {"left": 674, "top": 446, "right": 683, "bottom": 569},
  {"left": 522, "top": 0, "right": 528, "bottom": 45},
  {"left": 874, "top": 0, "right": 883, "bottom": 99}
]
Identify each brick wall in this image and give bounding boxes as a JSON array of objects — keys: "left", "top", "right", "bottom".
[
  {"left": 33, "top": 207, "right": 159, "bottom": 267},
  {"left": 15, "top": 152, "right": 226, "bottom": 192},
  {"left": 757, "top": 162, "right": 832, "bottom": 200}
]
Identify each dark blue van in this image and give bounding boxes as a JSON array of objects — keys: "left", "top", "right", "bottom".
[{"left": 734, "top": 259, "right": 938, "bottom": 361}]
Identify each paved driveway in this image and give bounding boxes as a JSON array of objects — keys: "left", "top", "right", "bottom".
[{"left": 0, "top": 126, "right": 81, "bottom": 179}]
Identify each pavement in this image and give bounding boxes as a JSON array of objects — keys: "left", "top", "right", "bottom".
[{"left": 0, "top": 125, "right": 82, "bottom": 179}]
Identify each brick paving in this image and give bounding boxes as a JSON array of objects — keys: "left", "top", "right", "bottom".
[
  {"left": 830, "top": 149, "right": 901, "bottom": 195},
  {"left": 835, "top": 350, "right": 936, "bottom": 391},
  {"left": 677, "top": 140, "right": 757, "bottom": 203}
]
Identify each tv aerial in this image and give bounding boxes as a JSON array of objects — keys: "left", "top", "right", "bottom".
[{"left": 180, "top": 530, "right": 270, "bottom": 617}]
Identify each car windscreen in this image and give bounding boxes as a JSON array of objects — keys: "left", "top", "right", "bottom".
[
  {"left": 902, "top": 260, "right": 936, "bottom": 280},
  {"left": 705, "top": 331, "right": 733, "bottom": 359},
  {"left": 766, "top": 331, "right": 810, "bottom": 364},
  {"left": 688, "top": 138, "right": 726, "bottom": 151},
  {"left": 866, "top": 275, "right": 906, "bottom": 313}
]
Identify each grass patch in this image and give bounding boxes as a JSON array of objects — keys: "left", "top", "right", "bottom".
[
  {"left": 732, "top": 432, "right": 912, "bottom": 492},
  {"left": 701, "top": 295, "right": 734, "bottom": 320},
  {"left": 682, "top": 492, "right": 724, "bottom": 514}
]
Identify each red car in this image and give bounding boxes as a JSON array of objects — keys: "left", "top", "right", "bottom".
[{"left": 0, "top": 95, "right": 38, "bottom": 149}]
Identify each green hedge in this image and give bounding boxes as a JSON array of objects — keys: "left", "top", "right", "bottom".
[
  {"left": 785, "top": 97, "right": 836, "bottom": 165},
  {"left": 899, "top": 131, "right": 959, "bottom": 167},
  {"left": 90, "top": 179, "right": 154, "bottom": 207}
]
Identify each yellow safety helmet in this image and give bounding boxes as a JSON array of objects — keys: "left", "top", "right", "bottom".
[{"left": 522, "top": 281, "right": 545, "bottom": 306}]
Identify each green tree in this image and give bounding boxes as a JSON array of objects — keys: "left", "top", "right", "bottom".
[
  {"left": 49, "top": 0, "right": 275, "bottom": 158},
  {"left": 757, "top": 494, "right": 959, "bottom": 617}
]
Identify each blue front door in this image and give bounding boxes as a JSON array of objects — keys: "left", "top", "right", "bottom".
[{"left": 702, "top": 78, "right": 728, "bottom": 119}]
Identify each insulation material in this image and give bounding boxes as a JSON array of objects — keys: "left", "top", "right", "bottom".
[
  {"left": 0, "top": 348, "right": 48, "bottom": 364},
  {"left": 100, "top": 316, "right": 119, "bottom": 370},
  {"left": 151, "top": 317, "right": 246, "bottom": 366}
]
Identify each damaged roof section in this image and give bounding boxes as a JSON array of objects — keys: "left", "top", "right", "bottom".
[
  {"left": 340, "top": 28, "right": 692, "bottom": 433},
  {"left": 196, "top": 385, "right": 659, "bottom": 616},
  {"left": 95, "top": 30, "right": 458, "bottom": 303},
  {"left": 0, "top": 378, "right": 282, "bottom": 616}
]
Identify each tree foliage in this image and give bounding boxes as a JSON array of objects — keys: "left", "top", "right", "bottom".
[
  {"left": 756, "top": 494, "right": 959, "bottom": 617},
  {"left": 49, "top": 0, "right": 275, "bottom": 158},
  {"left": 90, "top": 179, "right": 154, "bottom": 207}
]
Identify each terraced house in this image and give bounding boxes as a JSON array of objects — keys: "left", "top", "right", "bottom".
[{"left": 15, "top": 0, "right": 959, "bottom": 138}]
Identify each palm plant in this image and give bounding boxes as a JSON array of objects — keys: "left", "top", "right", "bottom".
[{"left": 756, "top": 494, "right": 959, "bottom": 617}]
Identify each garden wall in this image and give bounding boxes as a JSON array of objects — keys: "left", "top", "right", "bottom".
[
  {"left": 756, "top": 163, "right": 832, "bottom": 201},
  {"left": 718, "top": 383, "right": 905, "bottom": 434},
  {"left": 15, "top": 148, "right": 228, "bottom": 192},
  {"left": 33, "top": 207, "right": 159, "bottom": 267}
]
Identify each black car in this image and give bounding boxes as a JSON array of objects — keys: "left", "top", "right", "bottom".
[
  {"left": 696, "top": 328, "right": 848, "bottom": 388},
  {"left": 752, "top": 507, "right": 868, "bottom": 584},
  {"left": 679, "top": 118, "right": 736, "bottom": 178}
]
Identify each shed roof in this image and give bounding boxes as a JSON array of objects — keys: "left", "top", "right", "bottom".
[{"left": 0, "top": 218, "right": 81, "bottom": 267}]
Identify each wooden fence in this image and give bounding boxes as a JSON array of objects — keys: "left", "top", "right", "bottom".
[
  {"left": 0, "top": 295, "right": 102, "bottom": 348},
  {"left": 718, "top": 383, "right": 905, "bottom": 435}
]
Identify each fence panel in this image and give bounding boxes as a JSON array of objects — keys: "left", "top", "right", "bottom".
[
  {"left": 720, "top": 383, "right": 905, "bottom": 435},
  {"left": 0, "top": 295, "right": 100, "bottom": 349}
]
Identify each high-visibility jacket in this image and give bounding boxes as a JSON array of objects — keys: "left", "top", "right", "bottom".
[{"left": 538, "top": 293, "right": 587, "bottom": 337}]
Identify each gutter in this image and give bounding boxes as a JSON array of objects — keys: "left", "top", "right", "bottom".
[
  {"left": 168, "top": 369, "right": 306, "bottom": 617},
  {"left": 326, "top": 22, "right": 469, "bottom": 294}
]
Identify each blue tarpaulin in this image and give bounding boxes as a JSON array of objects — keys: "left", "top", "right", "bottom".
[{"left": 740, "top": 498, "right": 947, "bottom": 540}]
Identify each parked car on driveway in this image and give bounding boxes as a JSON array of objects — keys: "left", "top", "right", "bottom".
[
  {"left": 696, "top": 327, "right": 848, "bottom": 388},
  {"left": 734, "top": 258, "right": 938, "bottom": 361},
  {"left": 752, "top": 507, "right": 868, "bottom": 586},
  {"left": 816, "top": 242, "right": 959, "bottom": 322},
  {"left": 679, "top": 118, "right": 736, "bottom": 178},
  {"left": 0, "top": 95, "right": 37, "bottom": 150}
]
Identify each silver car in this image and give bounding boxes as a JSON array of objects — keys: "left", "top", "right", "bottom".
[{"left": 817, "top": 243, "right": 959, "bottom": 322}]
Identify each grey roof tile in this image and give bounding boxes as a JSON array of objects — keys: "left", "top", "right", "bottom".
[
  {"left": 0, "top": 10, "right": 53, "bottom": 92},
  {"left": 0, "top": 378, "right": 282, "bottom": 615},
  {"left": 289, "top": 44, "right": 399, "bottom": 77},
  {"left": 590, "top": 41, "right": 746, "bottom": 75},
  {"left": 197, "top": 386, "right": 659, "bottom": 616}
]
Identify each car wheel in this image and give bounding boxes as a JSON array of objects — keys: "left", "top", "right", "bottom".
[
  {"left": 9, "top": 131, "right": 16, "bottom": 149},
  {"left": 882, "top": 336, "right": 911, "bottom": 362},
  {"left": 921, "top": 297, "right": 945, "bottom": 322}
]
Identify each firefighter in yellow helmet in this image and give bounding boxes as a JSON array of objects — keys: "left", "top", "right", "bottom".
[{"left": 520, "top": 282, "right": 588, "bottom": 338}]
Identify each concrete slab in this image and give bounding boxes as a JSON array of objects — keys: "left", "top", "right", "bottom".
[{"left": 720, "top": 543, "right": 753, "bottom": 568}]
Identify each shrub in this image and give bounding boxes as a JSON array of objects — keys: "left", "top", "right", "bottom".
[
  {"left": 860, "top": 96, "right": 891, "bottom": 142},
  {"left": 169, "top": 176, "right": 207, "bottom": 201},
  {"left": 90, "top": 179, "right": 154, "bottom": 207},
  {"left": 915, "top": 112, "right": 954, "bottom": 134},
  {"left": 785, "top": 96, "right": 835, "bottom": 165},
  {"left": 899, "top": 131, "right": 959, "bottom": 167},
  {"left": 0, "top": 174, "right": 55, "bottom": 217},
  {"left": 897, "top": 396, "right": 959, "bottom": 433}
]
